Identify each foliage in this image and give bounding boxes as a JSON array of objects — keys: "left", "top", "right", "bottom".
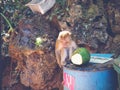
[
  {"left": 48, "top": 0, "right": 69, "bottom": 20},
  {"left": 0, "top": 0, "right": 32, "bottom": 56},
  {"left": 0, "top": 13, "right": 14, "bottom": 33},
  {"left": 0, "top": 0, "right": 69, "bottom": 32},
  {"left": 0, "top": 0, "right": 69, "bottom": 56},
  {"left": 0, "top": 0, "right": 31, "bottom": 32},
  {"left": 35, "top": 37, "right": 43, "bottom": 47},
  {"left": 56, "top": 0, "right": 66, "bottom": 7}
]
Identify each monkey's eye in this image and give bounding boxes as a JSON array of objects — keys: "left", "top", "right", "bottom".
[{"left": 60, "top": 35, "right": 64, "bottom": 39}]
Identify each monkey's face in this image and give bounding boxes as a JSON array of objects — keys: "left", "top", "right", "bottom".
[{"left": 58, "top": 31, "right": 72, "bottom": 46}]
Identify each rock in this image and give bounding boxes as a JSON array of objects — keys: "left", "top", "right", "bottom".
[
  {"left": 72, "top": 17, "right": 108, "bottom": 53},
  {"left": 87, "top": 4, "right": 99, "bottom": 19},
  {"left": 112, "top": 25, "right": 120, "bottom": 34},
  {"left": 69, "top": 4, "right": 82, "bottom": 20},
  {"left": 58, "top": 2, "right": 82, "bottom": 31},
  {"left": 105, "top": 0, "right": 120, "bottom": 34},
  {"left": 113, "top": 34, "right": 120, "bottom": 43}
]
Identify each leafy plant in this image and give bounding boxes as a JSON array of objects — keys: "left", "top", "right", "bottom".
[
  {"left": 56, "top": 0, "right": 66, "bottom": 7},
  {"left": 35, "top": 37, "right": 43, "bottom": 47},
  {"left": 0, "top": 0, "right": 31, "bottom": 32},
  {"left": 48, "top": 0, "right": 69, "bottom": 20},
  {"left": 0, "top": 0, "right": 32, "bottom": 56},
  {"left": 0, "top": 13, "right": 14, "bottom": 33}
]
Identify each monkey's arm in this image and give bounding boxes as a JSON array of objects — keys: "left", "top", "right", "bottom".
[
  {"left": 72, "top": 41, "right": 77, "bottom": 49},
  {"left": 55, "top": 40, "right": 62, "bottom": 67},
  {"left": 61, "top": 48, "right": 67, "bottom": 66},
  {"left": 69, "top": 41, "right": 77, "bottom": 59},
  {"left": 55, "top": 50, "right": 61, "bottom": 67}
]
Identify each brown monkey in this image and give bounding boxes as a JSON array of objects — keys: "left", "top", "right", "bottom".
[{"left": 55, "top": 31, "right": 77, "bottom": 68}]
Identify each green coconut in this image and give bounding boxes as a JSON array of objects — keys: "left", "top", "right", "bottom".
[{"left": 71, "top": 47, "right": 91, "bottom": 65}]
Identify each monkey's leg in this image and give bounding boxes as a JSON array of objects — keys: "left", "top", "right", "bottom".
[{"left": 69, "top": 47, "right": 73, "bottom": 60}]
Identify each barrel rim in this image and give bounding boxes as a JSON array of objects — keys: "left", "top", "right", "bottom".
[{"left": 63, "top": 66, "right": 114, "bottom": 72}]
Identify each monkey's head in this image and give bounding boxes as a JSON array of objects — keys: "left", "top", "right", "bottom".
[{"left": 58, "top": 31, "right": 72, "bottom": 43}]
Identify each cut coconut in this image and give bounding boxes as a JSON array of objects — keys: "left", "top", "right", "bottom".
[
  {"left": 71, "top": 47, "right": 91, "bottom": 65},
  {"left": 71, "top": 54, "right": 83, "bottom": 65}
]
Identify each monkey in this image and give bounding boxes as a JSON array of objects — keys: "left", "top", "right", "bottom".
[{"left": 55, "top": 30, "right": 77, "bottom": 68}]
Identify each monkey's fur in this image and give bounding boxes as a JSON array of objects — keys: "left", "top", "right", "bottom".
[{"left": 55, "top": 31, "right": 77, "bottom": 68}]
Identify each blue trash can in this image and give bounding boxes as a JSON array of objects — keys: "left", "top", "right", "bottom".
[{"left": 63, "top": 54, "right": 118, "bottom": 90}]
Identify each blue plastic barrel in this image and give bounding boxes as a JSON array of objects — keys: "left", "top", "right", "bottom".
[{"left": 63, "top": 54, "right": 118, "bottom": 90}]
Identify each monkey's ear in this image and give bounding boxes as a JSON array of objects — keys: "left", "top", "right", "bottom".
[
  {"left": 67, "top": 32, "right": 72, "bottom": 36},
  {"left": 66, "top": 32, "right": 72, "bottom": 36},
  {"left": 58, "top": 34, "right": 63, "bottom": 40}
]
